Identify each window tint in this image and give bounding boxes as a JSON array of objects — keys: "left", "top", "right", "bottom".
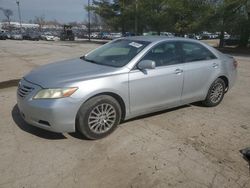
[
  {"left": 181, "top": 42, "right": 216, "bottom": 62},
  {"left": 141, "top": 42, "right": 181, "bottom": 67}
]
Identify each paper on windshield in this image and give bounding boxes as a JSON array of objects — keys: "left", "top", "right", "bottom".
[{"left": 129, "top": 42, "right": 143, "bottom": 48}]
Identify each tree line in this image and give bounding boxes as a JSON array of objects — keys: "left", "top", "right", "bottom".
[{"left": 87, "top": 0, "right": 250, "bottom": 47}]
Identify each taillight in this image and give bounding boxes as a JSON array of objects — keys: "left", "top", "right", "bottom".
[{"left": 233, "top": 59, "right": 238, "bottom": 68}]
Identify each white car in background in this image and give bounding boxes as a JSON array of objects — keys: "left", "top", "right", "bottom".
[
  {"left": 41, "top": 32, "right": 55, "bottom": 41},
  {"left": 90, "top": 32, "right": 99, "bottom": 38},
  {"left": 10, "top": 32, "right": 23, "bottom": 40},
  {"left": 224, "top": 32, "right": 230, "bottom": 39},
  {"left": 160, "top": 32, "right": 175, "bottom": 37},
  {"left": 109, "top": 32, "right": 122, "bottom": 40},
  {"left": 195, "top": 35, "right": 202, "bottom": 40}
]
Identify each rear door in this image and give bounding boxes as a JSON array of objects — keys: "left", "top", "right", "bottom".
[{"left": 180, "top": 42, "right": 220, "bottom": 103}]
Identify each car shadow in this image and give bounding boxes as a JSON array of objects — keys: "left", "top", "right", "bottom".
[
  {"left": 69, "top": 105, "right": 194, "bottom": 140},
  {"left": 11, "top": 103, "right": 200, "bottom": 140},
  {"left": 122, "top": 104, "right": 192, "bottom": 124},
  {"left": 12, "top": 104, "right": 67, "bottom": 140},
  {"left": 191, "top": 101, "right": 205, "bottom": 107},
  {"left": 68, "top": 132, "right": 89, "bottom": 140}
]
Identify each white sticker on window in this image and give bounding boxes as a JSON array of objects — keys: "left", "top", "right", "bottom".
[{"left": 129, "top": 42, "right": 143, "bottom": 48}]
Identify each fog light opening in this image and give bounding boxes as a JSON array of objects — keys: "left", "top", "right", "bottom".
[{"left": 38, "top": 120, "right": 51, "bottom": 126}]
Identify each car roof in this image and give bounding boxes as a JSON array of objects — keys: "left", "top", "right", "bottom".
[
  {"left": 123, "top": 36, "right": 199, "bottom": 43},
  {"left": 121, "top": 36, "right": 221, "bottom": 58}
]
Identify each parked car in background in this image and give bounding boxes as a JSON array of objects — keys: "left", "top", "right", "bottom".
[
  {"left": 23, "top": 32, "right": 40, "bottom": 41},
  {"left": 2, "top": 32, "right": 11, "bottom": 39},
  {"left": 17, "top": 36, "right": 237, "bottom": 139},
  {"left": 224, "top": 32, "right": 230, "bottom": 39},
  {"left": 187, "top": 34, "right": 202, "bottom": 40},
  {"left": 215, "top": 32, "right": 230, "bottom": 40},
  {"left": 224, "top": 36, "right": 240, "bottom": 46},
  {"left": 0, "top": 31, "right": 7, "bottom": 40},
  {"left": 10, "top": 31, "right": 23, "bottom": 40},
  {"left": 123, "top": 32, "right": 136, "bottom": 37},
  {"left": 109, "top": 32, "right": 122, "bottom": 40},
  {"left": 195, "top": 34, "right": 202, "bottom": 40},
  {"left": 200, "top": 32, "right": 212, "bottom": 40},
  {"left": 160, "top": 32, "right": 174, "bottom": 37},
  {"left": 209, "top": 33, "right": 219, "bottom": 39},
  {"left": 74, "top": 31, "right": 86, "bottom": 39},
  {"left": 90, "top": 32, "right": 99, "bottom": 39},
  {"left": 41, "top": 32, "right": 55, "bottom": 41},
  {"left": 200, "top": 31, "right": 221, "bottom": 39},
  {"left": 99, "top": 32, "right": 110, "bottom": 39},
  {"left": 143, "top": 31, "right": 158, "bottom": 36},
  {"left": 5, "top": 32, "right": 11, "bottom": 39}
]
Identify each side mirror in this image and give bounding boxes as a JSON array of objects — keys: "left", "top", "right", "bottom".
[{"left": 137, "top": 60, "right": 156, "bottom": 70}]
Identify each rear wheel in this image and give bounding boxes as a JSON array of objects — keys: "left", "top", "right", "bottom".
[
  {"left": 76, "top": 95, "right": 121, "bottom": 140},
  {"left": 202, "top": 78, "right": 225, "bottom": 107}
]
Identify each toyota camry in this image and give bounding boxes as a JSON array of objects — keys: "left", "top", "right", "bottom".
[{"left": 17, "top": 36, "right": 237, "bottom": 139}]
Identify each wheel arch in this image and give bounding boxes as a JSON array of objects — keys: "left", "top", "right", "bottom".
[
  {"left": 95, "top": 92, "right": 126, "bottom": 121},
  {"left": 75, "top": 92, "right": 127, "bottom": 128},
  {"left": 218, "top": 75, "right": 229, "bottom": 92}
]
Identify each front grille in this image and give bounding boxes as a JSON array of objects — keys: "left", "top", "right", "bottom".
[{"left": 18, "top": 83, "right": 34, "bottom": 98}]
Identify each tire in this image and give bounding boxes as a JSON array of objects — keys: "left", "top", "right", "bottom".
[
  {"left": 76, "top": 95, "right": 121, "bottom": 140},
  {"left": 202, "top": 78, "right": 225, "bottom": 107}
]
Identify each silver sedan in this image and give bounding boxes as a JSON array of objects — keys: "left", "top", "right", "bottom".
[{"left": 17, "top": 36, "right": 237, "bottom": 139}]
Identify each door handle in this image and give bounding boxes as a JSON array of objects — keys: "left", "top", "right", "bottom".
[
  {"left": 175, "top": 69, "right": 183, "bottom": 74},
  {"left": 212, "top": 63, "right": 219, "bottom": 68}
]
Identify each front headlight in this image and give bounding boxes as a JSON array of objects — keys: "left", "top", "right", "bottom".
[{"left": 33, "top": 87, "right": 78, "bottom": 99}]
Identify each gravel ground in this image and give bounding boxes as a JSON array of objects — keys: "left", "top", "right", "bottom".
[{"left": 0, "top": 40, "right": 249, "bottom": 188}]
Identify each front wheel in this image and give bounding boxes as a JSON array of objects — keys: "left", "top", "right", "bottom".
[
  {"left": 76, "top": 95, "right": 121, "bottom": 140},
  {"left": 202, "top": 78, "right": 225, "bottom": 107}
]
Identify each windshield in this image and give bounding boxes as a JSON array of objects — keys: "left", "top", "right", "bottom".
[{"left": 83, "top": 39, "right": 150, "bottom": 67}]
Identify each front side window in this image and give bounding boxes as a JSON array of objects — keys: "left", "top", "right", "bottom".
[
  {"left": 181, "top": 42, "right": 216, "bottom": 62},
  {"left": 83, "top": 39, "right": 150, "bottom": 67},
  {"left": 140, "top": 42, "right": 181, "bottom": 67}
]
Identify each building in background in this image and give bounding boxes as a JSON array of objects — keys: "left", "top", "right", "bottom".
[{"left": 0, "top": 22, "right": 39, "bottom": 30}]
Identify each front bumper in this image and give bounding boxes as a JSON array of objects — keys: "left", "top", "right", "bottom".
[{"left": 17, "top": 79, "right": 82, "bottom": 133}]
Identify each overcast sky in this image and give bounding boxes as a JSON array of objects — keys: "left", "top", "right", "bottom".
[{"left": 0, "top": 0, "right": 89, "bottom": 23}]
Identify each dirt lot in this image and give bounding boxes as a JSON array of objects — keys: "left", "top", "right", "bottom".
[{"left": 0, "top": 40, "right": 250, "bottom": 188}]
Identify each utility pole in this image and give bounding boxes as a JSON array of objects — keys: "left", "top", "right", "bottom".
[
  {"left": 88, "top": 0, "right": 91, "bottom": 41},
  {"left": 16, "top": 0, "right": 22, "bottom": 30},
  {"left": 134, "top": 0, "right": 138, "bottom": 35},
  {"left": 121, "top": 0, "right": 125, "bottom": 35},
  {"left": 247, "top": 0, "right": 250, "bottom": 17}
]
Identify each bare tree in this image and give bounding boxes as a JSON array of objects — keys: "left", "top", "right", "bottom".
[
  {"left": 46, "top": 19, "right": 61, "bottom": 28},
  {"left": 0, "top": 8, "right": 13, "bottom": 26},
  {"left": 34, "top": 15, "right": 46, "bottom": 31}
]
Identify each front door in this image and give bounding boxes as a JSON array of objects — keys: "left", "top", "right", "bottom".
[{"left": 128, "top": 41, "right": 184, "bottom": 116}]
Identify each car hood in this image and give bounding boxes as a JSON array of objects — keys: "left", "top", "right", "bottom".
[{"left": 24, "top": 58, "right": 121, "bottom": 88}]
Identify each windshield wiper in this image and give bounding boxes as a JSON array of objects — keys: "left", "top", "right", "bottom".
[
  {"left": 80, "top": 56, "right": 99, "bottom": 64},
  {"left": 80, "top": 56, "right": 117, "bottom": 67}
]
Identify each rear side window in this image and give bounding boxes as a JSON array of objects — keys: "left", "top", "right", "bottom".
[
  {"left": 181, "top": 42, "right": 216, "bottom": 62},
  {"left": 141, "top": 42, "right": 181, "bottom": 67}
]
